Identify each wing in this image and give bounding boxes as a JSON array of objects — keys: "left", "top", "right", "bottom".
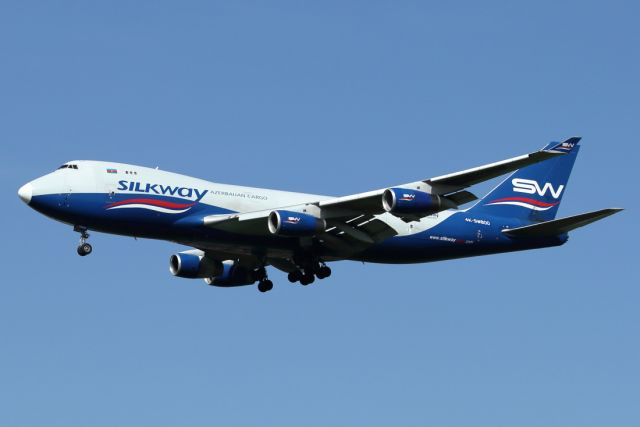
[
  {"left": 202, "top": 139, "right": 575, "bottom": 251},
  {"left": 317, "top": 138, "right": 578, "bottom": 215},
  {"left": 203, "top": 206, "right": 397, "bottom": 253}
]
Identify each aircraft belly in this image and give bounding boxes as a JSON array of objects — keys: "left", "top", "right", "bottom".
[{"left": 353, "top": 214, "right": 513, "bottom": 264}]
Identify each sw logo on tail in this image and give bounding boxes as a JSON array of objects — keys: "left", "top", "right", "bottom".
[{"left": 512, "top": 178, "right": 564, "bottom": 199}]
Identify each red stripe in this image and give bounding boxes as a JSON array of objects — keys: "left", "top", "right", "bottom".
[
  {"left": 489, "top": 197, "right": 559, "bottom": 207},
  {"left": 106, "top": 198, "right": 195, "bottom": 209}
]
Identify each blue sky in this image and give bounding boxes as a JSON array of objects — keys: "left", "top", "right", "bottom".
[{"left": 1, "top": 1, "right": 637, "bottom": 426}]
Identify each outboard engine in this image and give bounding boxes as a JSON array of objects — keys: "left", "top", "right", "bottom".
[
  {"left": 382, "top": 188, "right": 456, "bottom": 217},
  {"left": 268, "top": 210, "right": 326, "bottom": 237},
  {"left": 169, "top": 251, "right": 223, "bottom": 279}
]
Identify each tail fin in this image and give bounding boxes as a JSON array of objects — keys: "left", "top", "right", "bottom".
[{"left": 469, "top": 137, "right": 581, "bottom": 223}]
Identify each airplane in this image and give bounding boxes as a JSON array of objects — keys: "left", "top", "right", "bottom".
[{"left": 17, "top": 137, "right": 622, "bottom": 292}]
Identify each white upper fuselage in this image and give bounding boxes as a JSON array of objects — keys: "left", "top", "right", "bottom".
[
  {"left": 19, "top": 160, "right": 455, "bottom": 241},
  {"left": 25, "top": 160, "right": 329, "bottom": 211}
]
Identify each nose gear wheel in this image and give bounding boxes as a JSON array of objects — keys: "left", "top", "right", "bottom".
[{"left": 74, "top": 225, "right": 92, "bottom": 256}]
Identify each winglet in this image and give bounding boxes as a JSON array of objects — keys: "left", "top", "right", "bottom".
[{"left": 545, "top": 137, "right": 581, "bottom": 153}]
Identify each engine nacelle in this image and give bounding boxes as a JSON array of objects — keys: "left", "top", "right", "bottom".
[
  {"left": 169, "top": 252, "right": 223, "bottom": 279},
  {"left": 382, "top": 188, "right": 455, "bottom": 216},
  {"left": 268, "top": 210, "right": 326, "bottom": 237},
  {"left": 204, "top": 261, "right": 256, "bottom": 287}
]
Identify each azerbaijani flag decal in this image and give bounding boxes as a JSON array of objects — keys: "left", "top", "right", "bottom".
[
  {"left": 105, "top": 198, "right": 195, "bottom": 214},
  {"left": 107, "top": 168, "right": 118, "bottom": 174}
]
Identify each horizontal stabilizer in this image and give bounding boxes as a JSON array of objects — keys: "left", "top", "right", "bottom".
[{"left": 503, "top": 208, "right": 623, "bottom": 238}]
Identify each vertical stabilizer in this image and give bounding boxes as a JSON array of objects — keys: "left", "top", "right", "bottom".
[{"left": 469, "top": 137, "right": 581, "bottom": 223}]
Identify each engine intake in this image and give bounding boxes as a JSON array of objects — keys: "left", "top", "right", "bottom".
[
  {"left": 169, "top": 252, "right": 223, "bottom": 279},
  {"left": 382, "top": 188, "right": 456, "bottom": 216},
  {"left": 268, "top": 210, "right": 326, "bottom": 237}
]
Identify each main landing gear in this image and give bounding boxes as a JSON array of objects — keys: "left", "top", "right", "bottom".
[
  {"left": 254, "top": 260, "right": 331, "bottom": 292},
  {"left": 287, "top": 261, "right": 331, "bottom": 286},
  {"left": 74, "top": 225, "right": 92, "bottom": 256},
  {"left": 255, "top": 266, "right": 274, "bottom": 293}
]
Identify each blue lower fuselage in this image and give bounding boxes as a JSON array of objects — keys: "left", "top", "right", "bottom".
[{"left": 29, "top": 191, "right": 567, "bottom": 264}]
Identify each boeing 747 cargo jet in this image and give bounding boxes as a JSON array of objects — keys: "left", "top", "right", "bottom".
[{"left": 18, "top": 138, "right": 621, "bottom": 292}]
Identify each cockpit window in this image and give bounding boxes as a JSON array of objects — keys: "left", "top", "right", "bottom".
[{"left": 57, "top": 164, "right": 79, "bottom": 170}]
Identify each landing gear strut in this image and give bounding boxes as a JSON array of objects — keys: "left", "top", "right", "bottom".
[
  {"left": 74, "top": 225, "right": 92, "bottom": 256},
  {"left": 255, "top": 266, "right": 273, "bottom": 293}
]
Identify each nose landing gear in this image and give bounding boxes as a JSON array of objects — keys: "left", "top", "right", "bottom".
[
  {"left": 74, "top": 225, "right": 92, "bottom": 256},
  {"left": 77, "top": 243, "right": 92, "bottom": 256}
]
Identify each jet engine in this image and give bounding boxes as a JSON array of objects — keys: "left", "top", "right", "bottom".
[
  {"left": 169, "top": 252, "right": 224, "bottom": 279},
  {"left": 382, "top": 188, "right": 456, "bottom": 216},
  {"left": 268, "top": 210, "right": 326, "bottom": 237}
]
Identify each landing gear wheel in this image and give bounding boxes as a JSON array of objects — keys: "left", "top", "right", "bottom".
[
  {"left": 258, "top": 279, "right": 273, "bottom": 293},
  {"left": 77, "top": 243, "right": 92, "bottom": 256},
  {"left": 316, "top": 265, "right": 331, "bottom": 279},
  {"left": 300, "top": 273, "right": 315, "bottom": 286},
  {"left": 74, "top": 226, "right": 92, "bottom": 256},
  {"left": 288, "top": 270, "right": 302, "bottom": 283}
]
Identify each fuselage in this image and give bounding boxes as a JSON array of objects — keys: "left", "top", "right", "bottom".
[{"left": 18, "top": 160, "right": 566, "bottom": 264}]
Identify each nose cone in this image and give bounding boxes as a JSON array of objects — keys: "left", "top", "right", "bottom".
[{"left": 18, "top": 183, "right": 33, "bottom": 204}]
